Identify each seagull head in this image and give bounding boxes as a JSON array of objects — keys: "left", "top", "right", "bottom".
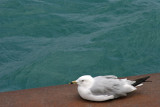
[{"left": 71, "top": 75, "right": 94, "bottom": 87}]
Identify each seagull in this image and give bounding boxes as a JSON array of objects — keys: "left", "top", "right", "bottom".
[{"left": 70, "top": 75, "right": 150, "bottom": 101}]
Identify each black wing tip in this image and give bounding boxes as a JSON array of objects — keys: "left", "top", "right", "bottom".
[
  {"left": 132, "top": 75, "right": 151, "bottom": 86},
  {"left": 144, "top": 76, "right": 150, "bottom": 80},
  {"left": 144, "top": 76, "right": 151, "bottom": 82}
]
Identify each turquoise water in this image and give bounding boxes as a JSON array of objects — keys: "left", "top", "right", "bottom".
[{"left": 0, "top": 0, "right": 160, "bottom": 92}]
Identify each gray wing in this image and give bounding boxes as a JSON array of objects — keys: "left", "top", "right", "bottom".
[
  {"left": 97, "top": 75, "right": 118, "bottom": 79},
  {"left": 90, "top": 77, "right": 128, "bottom": 97}
]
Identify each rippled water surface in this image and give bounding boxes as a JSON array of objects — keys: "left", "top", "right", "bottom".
[{"left": 0, "top": 0, "right": 160, "bottom": 92}]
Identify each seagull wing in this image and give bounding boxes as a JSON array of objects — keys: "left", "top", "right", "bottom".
[
  {"left": 97, "top": 75, "right": 118, "bottom": 79},
  {"left": 90, "top": 77, "right": 130, "bottom": 98}
]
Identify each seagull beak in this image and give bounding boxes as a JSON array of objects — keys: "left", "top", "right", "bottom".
[{"left": 69, "top": 81, "right": 77, "bottom": 84}]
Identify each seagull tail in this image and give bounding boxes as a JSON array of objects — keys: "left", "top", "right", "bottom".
[{"left": 132, "top": 76, "right": 151, "bottom": 87}]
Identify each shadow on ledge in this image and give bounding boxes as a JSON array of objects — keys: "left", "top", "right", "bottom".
[{"left": 0, "top": 73, "right": 159, "bottom": 107}]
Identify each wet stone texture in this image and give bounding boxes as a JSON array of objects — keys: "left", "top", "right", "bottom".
[{"left": 0, "top": 73, "right": 160, "bottom": 107}]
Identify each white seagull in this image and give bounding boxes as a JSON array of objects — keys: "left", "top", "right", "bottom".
[{"left": 70, "top": 75, "right": 150, "bottom": 101}]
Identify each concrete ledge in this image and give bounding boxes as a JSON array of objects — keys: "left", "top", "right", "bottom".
[{"left": 0, "top": 73, "right": 159, "bottom": 107}]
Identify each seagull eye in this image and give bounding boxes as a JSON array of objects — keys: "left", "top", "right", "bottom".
[{"left": 81, "top": 80, "right": 84, "bottom": 82}]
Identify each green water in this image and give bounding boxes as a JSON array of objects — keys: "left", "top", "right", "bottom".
[{"left": 0, "top": 0, "right": 160, "bottom": 92}]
